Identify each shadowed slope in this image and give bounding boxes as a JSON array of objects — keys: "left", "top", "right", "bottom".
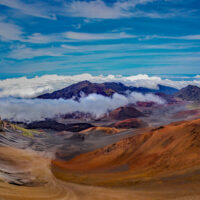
[
  {"left": 175, "top": 85, "right": 200, "bottom": 102},
  {"left": 38, "top": 81, "right": 178, "bottom": 100}
]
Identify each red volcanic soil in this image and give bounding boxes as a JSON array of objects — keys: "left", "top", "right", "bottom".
[
  {"left": 52, "top": 118, "right": 200, "bottom": 185},
  {"left": 112, "top": 118, "right": 147, "bottom": 129},
  {"left": 172, "top": 109, "right": 200, "bottom": 119},
  {"left": 109, "top": 106, "right": 143, "bottom": 120}
]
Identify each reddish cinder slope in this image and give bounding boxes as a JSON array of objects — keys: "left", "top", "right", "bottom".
[
  {"left": 112, "top": 118, "right": 147, "bottom": 129},
  {"left": 52, "top": 118, "right": 200, "bottom": 185},
  {"left": 109, "top": 106, "right": 143, "bottom": 120},
  {"left": 172, "top": 109, "right": 200, "bottom": 120},
  {"left": 81, "top": 127, "right": 120, "bottom": 135}
]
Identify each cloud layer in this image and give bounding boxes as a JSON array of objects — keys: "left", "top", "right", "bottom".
[
  {"left": 0, "top": 0, "right": 194, "bottom": 21},
  {"left": 63, "top": 0, "right": 155, "bottom": 19},
  {"left": 0, "top": 74, "right": 200, "bottom": 98},
  {"left": 0, "top": 92, "right": 164, "bottom": 122},
  {"left": 0, "top": 0, "right": 56, "bottom": 19}
]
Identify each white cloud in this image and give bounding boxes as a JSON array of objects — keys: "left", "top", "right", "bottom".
[
  {"left": 61, "top": 44, "right": 79, "bottom": 50},
  {"left": 64, "top": 0, "right": 125, "bottom": 19},
  {"left": 83, "top": 43, "right": 198, "bottom": 52},
  {"left": 0, "top": 21, "right": 23, "bottom": 41},
  {"left": 0, "top": 0, "right": 194, "bottom": 22},
  {"left": 0, "top": 20, "right": 61, "bottom": 43},
  {"left": 63, "top": 0, "right": 155, "bottom": 19},
  {"left": 0, "top": 23, "right": 136, "bottom": 42},
  {"left": 62, "top": 0, "right": 189, "bottom": 19},
  {"left": 24, "top": 33, "right": 64, "bottom": 44},
  {"left": 7, "top": 46, "right": 63, "bottom": 59},
  {"left": 0, "top": 92, "right": 164, "bottom": 122},
  {"left": 64, "top": 31, "right": 136, "bottom": 40},
  {"left": 179, "top": 35, "right": 200, "bottom": 40},
  {"left": 0, "top": 74, "right": 200, "bottom": 99},
  {"left": 0, "top": 0, "right": 56, "bottom": 20},
  {"left": 132, "top": 8, "right": 196, "bottom": 19},
  {"left": 73, "top": 23, "right": 82, "bottom": 29},
  {"left": 150, "top": 34, "right": 200, "bottom": 41}
]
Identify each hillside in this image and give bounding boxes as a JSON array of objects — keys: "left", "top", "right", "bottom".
[
  {"left": 52, "top": 118, "right": 200, "bottom": 185},
  {"left": 108, "top": 105, "right": 143, "bottom": 120},
  {"left": 175, "top": 85, "right": 200, "bottom": 102},
  {"left": 112, "top": 118, "right": 147, "bottom": 129}
]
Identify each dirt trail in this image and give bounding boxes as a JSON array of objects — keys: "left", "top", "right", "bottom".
[
  {"left": 0, "top": 146, "right": 150, "bottom": 200},
  {"left": 0, "top": 146, "right": 200, "bottom": 200}
]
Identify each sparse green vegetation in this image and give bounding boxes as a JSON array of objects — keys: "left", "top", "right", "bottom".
[{"left": 12, "top": 125, "right": 41, "bottom": 137}]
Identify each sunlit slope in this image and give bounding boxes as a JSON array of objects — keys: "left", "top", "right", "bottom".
[
  {"left": 0, "top": 146, "right": 169, "bottom": 200},
  {"left": 1, "top": 120, "right": 200, "bottom": 199},
  {"left": 52, "top": 118, "right": 200, "bottom": 185},
  {"left": 81, "top": 126, "right": 120, "bottom": 134}
]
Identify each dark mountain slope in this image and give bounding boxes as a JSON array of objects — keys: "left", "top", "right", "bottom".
[
  {"left": 175, "top": 85, "right": 200, "bottom": 102},
  {"left": 38, "top": 81, "right": 115, "bottom": 100},
  {"left": 26, "top": 120, "right": 94, "bottom": 132},
  {"left": 37, "top": 81, "right": 178, "bottom": 100}
]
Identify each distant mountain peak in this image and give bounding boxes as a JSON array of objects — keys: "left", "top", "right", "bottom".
[
  {"left": 175, "top": 85, "right": 200, "bottom": 102},
  {"left": 74, "top": 80, "right": 91, "bottom": 85},
  {"left": 37, "top": 80, "right": 178, "bottom": 100}
]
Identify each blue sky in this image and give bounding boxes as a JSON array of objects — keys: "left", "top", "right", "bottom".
[{"left": 0, "top": 0, "right": 200, "bottom": 78}]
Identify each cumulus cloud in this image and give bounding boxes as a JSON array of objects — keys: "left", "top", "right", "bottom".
[
  {"left": 0, "top": 92, "right": 164, "bottom": 122},
  {"left": 0, "top": 74, "right": 200, "bottom": 99}
]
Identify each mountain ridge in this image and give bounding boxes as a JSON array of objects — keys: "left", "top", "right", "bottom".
[
  {"left": 175, "top": 85, "right": 200, "bottom": 102},
  {"left": 37, "top": 80, "right": 178, "bottom": 100}
]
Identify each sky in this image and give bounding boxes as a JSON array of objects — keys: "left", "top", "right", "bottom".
[{"left": 0, "top": 0, "right": 200, "bottom": 78}]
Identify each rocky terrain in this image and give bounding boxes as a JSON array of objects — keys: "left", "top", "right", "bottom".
[
  {"left": 52, "top": 118, "right": 200, "bottom": 186},
  {"left": 1, "top": 83, "right": 200, "bottom": 200},
  {"left": 175, "top": 85, "right": 200, "bottom": 102}
]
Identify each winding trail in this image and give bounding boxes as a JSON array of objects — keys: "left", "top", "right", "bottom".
[
  {"left": 0, "top": 146, "right": 150, "bottom": 200},
  {"left": 0, "top": 146, "right": 200, "bottom": 200}
]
